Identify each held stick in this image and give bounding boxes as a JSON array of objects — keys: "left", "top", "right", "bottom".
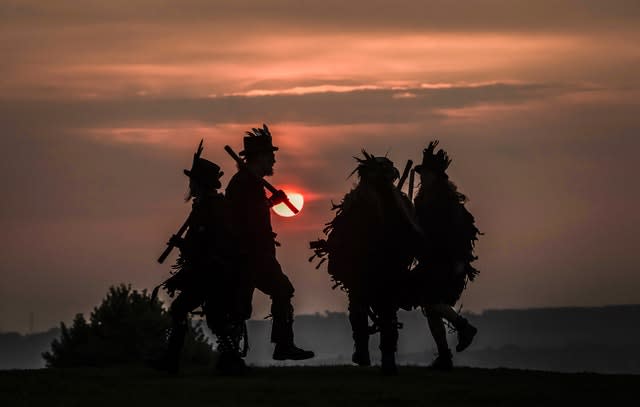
[
  {"left": 157, "top": 214, "right": 190, "bottom": 264},
  {"left": 397, "top": 159, "right": 413, "bottom": 191},
  {"left": 408, "top": 168, "right": 416, "bottom": 201}
]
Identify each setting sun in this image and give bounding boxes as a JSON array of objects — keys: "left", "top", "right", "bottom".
[{"left": 272, "top": 192, "right": 304, "bottom": 217}]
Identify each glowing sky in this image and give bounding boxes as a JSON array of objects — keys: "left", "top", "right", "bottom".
[{"left": 1, "top": 0, "right": 639, "bottom": 332}]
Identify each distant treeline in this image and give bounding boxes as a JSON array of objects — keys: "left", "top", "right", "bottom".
[
  {"left": 3, "top": 305, "right": 640, "bottom": 373},
  {"left": 0, "top": 328, "right": 60, "bottom": 370},
  {"left": 245, "top": 305, "right": 640, "bottom": 374}
]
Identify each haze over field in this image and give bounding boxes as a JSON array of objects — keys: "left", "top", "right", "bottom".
[{"left": 1, "top": 1, "right": 639, "bottom": 332}]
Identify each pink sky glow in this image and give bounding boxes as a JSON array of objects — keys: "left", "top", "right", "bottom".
[{"left": 1, "top": 0, "right": 639, "bottom": 332}]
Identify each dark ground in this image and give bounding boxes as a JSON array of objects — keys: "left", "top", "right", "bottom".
[{"left": 0, "top": 366, "right": 636, "bottom": 406}]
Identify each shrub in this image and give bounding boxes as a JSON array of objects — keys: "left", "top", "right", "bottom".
[{"left": 43, "top": 284, "right": 216, "bottom": 367}]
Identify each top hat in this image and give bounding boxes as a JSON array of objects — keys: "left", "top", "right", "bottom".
[
  {"left": 239, "top": 123, "right": 279, "bottom": 156},
  {"left": 414, "top": 140, "right": 451, "bottom": 178},
  {"left": 183, "top": 140, "right": 223, "bottom": 189},
  {"left": 184, "top": 158, "right": 224, "bottom": 189}
]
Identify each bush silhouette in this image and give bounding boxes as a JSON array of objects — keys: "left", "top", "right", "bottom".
[{"left": 43, "top": 284, "right": 216, "bottom": 367}]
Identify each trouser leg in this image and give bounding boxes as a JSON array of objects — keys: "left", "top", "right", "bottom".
[
  {"left": 424, "top": 303, "right": 477, "bottom": 353},
  {"left": 252, "top": 256, "right": 295, "bottom": 345},
  {"left": 423, "top": 307, "right": 454, "bottom": 370},
  {"left": 377, "top": 306, "right": 398, "bottom": 355},
  {"left": 348, "top": 292, "right": 370, "bottom": 365},
  {"left": 249, "top": 255, "right": 313, "bottom": 360},
  {"left": 348, "top": 292, "right": 369, "bottom": 346},
  {"left": 201, "top": 273, "right": 252, "bottom": 374},
  {"left": 428, "top": 303, "right": 459, "bottom": 324},
  {"left": 376, "top": 304, "right": 399, "bottom": 374},
  {"left": 270, "top": 297, "right": 294, "bottom": 345},
  {"left": 166, "top": 319, "right": 187, "bottom": 373},
  {"left": 211, "top": 319, "right": 245, "bottom": 357},
  {"left": 209, "top": 313, "right": 248, "bottom": 374},
  {"left": 424, "top": 309, "right": 450, "bottom": 355},
  {"left": 166, "top": 291, "right": 203, "bottom": 373}
]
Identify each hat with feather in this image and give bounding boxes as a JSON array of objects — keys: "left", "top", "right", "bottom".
[
  {"left": 183, "top": 139, "right": 224, "bottom": 189},
  {"left": 414, "top": 140, "right": 451, "bottom": 178},
  {"left": 350, "top": 150, "right": 400, "bottom": 182},
  {"left": 239, "top": 123, "right": 279, "bottom": 157}
]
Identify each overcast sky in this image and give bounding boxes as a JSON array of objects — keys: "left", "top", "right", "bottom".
[{"left": 1, "top": 0, "right": 639, "bottom": 332}]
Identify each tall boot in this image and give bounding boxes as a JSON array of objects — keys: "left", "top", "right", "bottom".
[
  {"left": 271, "top": 299, "right": 314, "bottom": 360},
  {"left": 352, "top": 333, "right": 371, "bottom": 366},
  {"left": 215, "top": 329, "right": 248, "bottom": 375},
  {"left": 270, "top": 299, "right": 294, "bottom": 345},
  {"left": 349, "top": 298, "right": 371, "bottom": 366},
  {"left": 379, "top": 311, "right": 399, "bottom": 376}
]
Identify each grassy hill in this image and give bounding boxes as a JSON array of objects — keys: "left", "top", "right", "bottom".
[{"left": 0, "top": 366, "right": 635, "bottom": 406}]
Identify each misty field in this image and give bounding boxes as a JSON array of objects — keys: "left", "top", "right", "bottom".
[{"left": 1, "top": 366, "right": 636, "bottom": 406}]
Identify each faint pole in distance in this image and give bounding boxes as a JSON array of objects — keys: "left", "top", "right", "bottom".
[{"left": 29, "top": 312, "right": 34, "bottom": 334}]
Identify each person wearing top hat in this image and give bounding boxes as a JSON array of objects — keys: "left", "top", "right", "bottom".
[
  {"left": 156, "top": 142, "right": 250, "bottom": 375},
  {"left": 225, "top": 124, "right": 314, "bottom": 361}
]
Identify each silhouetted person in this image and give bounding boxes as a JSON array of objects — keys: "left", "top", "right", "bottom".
[
  {"left": 311, "top": 152, "right": 418, "bottom": 374},
  {"left": 225, "top": 124, "right": 314, "bottom": 361},
  {"left": 155, "top": 142, "right": 250, "bottom": 375},
  {"left": 412, "top": 141, "right": 481, "bottom": 370}
]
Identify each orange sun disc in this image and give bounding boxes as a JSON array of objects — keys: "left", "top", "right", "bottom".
[{"left": 272, "top": 192, "right": 304, "bottom": 217}]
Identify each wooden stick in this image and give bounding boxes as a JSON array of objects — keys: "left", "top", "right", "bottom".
[
  {"left": 157, "top": 214, "right": 190, "bottom": 264},
  {"left": 408, "top": 168, "right": 416, "bottom": 201},
  {"left": 397, "top": 159, "right": 413, "bottom": 191}
]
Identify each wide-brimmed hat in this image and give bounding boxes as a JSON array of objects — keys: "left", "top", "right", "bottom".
[
  {"left": 239, "top": 123, "right": 279, "bottom": 156},
  {"left": 184, "top": 158, "right": 224, "bottom": 189},
  {"left": 183, "top": 139, "right": 223, "bottom": 189},
  {"left": 414, "top": 140, "right": 451, "bottom": 178}
]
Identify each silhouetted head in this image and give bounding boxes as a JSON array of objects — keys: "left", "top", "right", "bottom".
[
  {"left": 415, "top": 140, "right": 452, "bottom": 190},
  {"left": 351, "top": 150, "right": 400, "bottom": 185},
  {"left": 184, "top": 140, "right": 224, "bottom": 200},
  {"left": 184, "top": 158, "right": 224, "bottom": 190},
  {"left": 241, "top": 124, "right": 278, "bottom": 176},
  {"left": 414, "top": 141, "right": 467, "bottom": 204},
  {"left": 415, "top": 140, "right": 450, "bottom": 176}
]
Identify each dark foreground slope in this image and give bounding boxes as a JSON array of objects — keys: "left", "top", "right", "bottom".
[{"left": 0, "top": 366, "right": 636, "bottom": 406}]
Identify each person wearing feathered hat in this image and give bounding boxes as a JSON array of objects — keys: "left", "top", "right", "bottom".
[
  {"left": 156, "top": 141, "right": 249, "bottom": 375},
  {"left": 226, "top": 124, "right": 314, "bottom": 361},
  {"left": 310, "top": 150, "right": 419, "bottom": 375},
  {"left": 412, "top": 141, "right": 481, "bottom": 370}
]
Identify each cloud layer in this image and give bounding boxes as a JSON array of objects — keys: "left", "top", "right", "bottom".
[{"left": 1, "top": 1, "right": 639, "bottom": 332}]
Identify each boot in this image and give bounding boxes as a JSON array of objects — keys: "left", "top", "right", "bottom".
[
  {"left": 351, "top": 331, "right": 370, "bottom": 366},
  {"left": 381, "top": 352, "right": 398, "bottom": 376},
  {"left": 352, "top": 349, "right": 371, "bottom": 366},
  {"left": 455, "top": 317, "right": 478, "bottom": 352},
  {"left": 378, "top": 311, "right": 399, "bottom": 375},
  {"left": 273, "top": 342, "right": 315, "bottom": 361},
  {"left": 352, "top": 341, "right": 371, "bottom": 366},
  {"left": 215, "top": 333, "right": 249, "bottom": 376},
  {"left": 270, "top": 300, "right": 314, "bottom": 361},
  {"left": 428, "top": 349, "right": 453, "bottom": 371}
]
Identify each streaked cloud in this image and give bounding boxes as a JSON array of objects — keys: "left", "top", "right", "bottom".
[{"left": 1, "top": 0, "right": 639, "bottom": 331}]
